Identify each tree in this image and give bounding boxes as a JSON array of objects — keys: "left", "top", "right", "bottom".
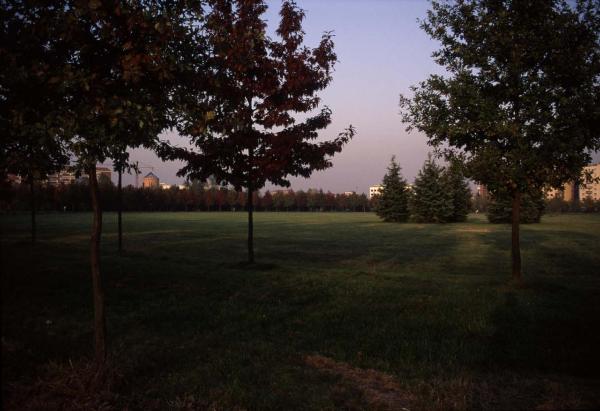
[
  {"left": 165, "top": 0, "right": 355, "bottom": 263},
  {"left": 443, "top": 161, "right": 471, "bottom": 222},
  {"left": 13, "top": 1, "right": 202, "bottom": 366},
  {"left": 400, "top": 0, "right": 600, "bottom": 282},
  {"left": 488, "top": 188, "right": 545, "bottom": 224},
  {"left": 375, "top": 156, "right": 410, "bottom": 222},
  {"left": 410, "top": 156, "right": 454, "bottom": 223},
  {"left": 261, "top": 190, "right": 273, "bottom": 211},
  {"left": 1, "top": 1, "right": 71, "bottom": 243}
]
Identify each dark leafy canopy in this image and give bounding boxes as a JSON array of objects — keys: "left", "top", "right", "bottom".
[
  {"left": 376, "top": 156, "right": 409, "bottom": 222},
  {"left": 400, "top": 0, "right": 600, "bottom": 197},
  {"left": 60, "top": 0, "right": 204, "bottom": 171},
  {"left": 164, "top": 0, "right": 355, "bottom": 192},
  {"left": 0, "top": 1, "right": 70, "bottom": 180}
]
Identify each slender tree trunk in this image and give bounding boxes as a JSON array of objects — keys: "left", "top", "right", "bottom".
[
  {"left": 118, "top": 169, "right": 123, "bottom": 254},
  {"left": 29, "top": 175, "right": 36, "bottom": 243},
  {"left": 511, "top": 191, "right": 522, "bottom": 283},
  {"left": 247, "top": 184, "right": 254, "bottom": 264},
  {"left": 89, "top": 165, "right": 107, "bottom": 365}
]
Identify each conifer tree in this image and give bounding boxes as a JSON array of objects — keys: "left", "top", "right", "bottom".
[
  {"left": 488, "top": 188, "right": 545, "bottom": 224},
  {"left": 443, "top": 161, "right": 471, "bottom": 222},
  {"left": 375, "top": 156, "right": 409, "bottom": 222},
  {"left": 411, "top": 156, "right": 453, "bottom": 223}
]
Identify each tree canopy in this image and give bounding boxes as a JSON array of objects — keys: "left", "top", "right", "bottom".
[{"left": 400, "top": 0, "right": 600, "bottom": 280}]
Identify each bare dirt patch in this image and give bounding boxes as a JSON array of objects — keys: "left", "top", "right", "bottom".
[{"left": 305, "top": 354, "right": 413, "bottom": 410}]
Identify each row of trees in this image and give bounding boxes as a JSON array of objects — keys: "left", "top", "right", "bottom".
[
  {"left": 1, "top": 0, "right": 353, "bottom": 366},
  {"left": 375, "top": 156, "right": 471, "bottom": 223},
  {"left": 371, "top": 153, "right": 599, "bottom": 225},
  {"left": 2, "top": 181, "right": 373, "bottom": 212}
]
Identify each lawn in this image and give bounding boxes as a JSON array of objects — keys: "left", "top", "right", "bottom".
[{"left": 2, "top": 212, "right": 600, "bottom": 410}]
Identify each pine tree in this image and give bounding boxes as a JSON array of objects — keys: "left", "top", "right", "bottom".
[
  {"left": 411, "top": 156, "right": 453, "bottom": 223},
  {"left": 488, "top": 188, "right": 545, "bottom": 224},
  {"left": 443, "top": 161, "right": 471, "bottom": 222},
  {"left": 375, "top": 156, "right": 409, "bottom": 222}
]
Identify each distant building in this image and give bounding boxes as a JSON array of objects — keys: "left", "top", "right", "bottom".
[
  {"left": 160, "top": 182, "right": 171, "bottom": 190},
  {"left": 143, "top": 172, "right": 159, "bottom": 188},
  {"left": 6, "top": 174, "right": 22, "bottom": 185},
  {"left": 369, "top": 185, "right": 383, "bottom": 199},
  {"left": 475, "top": 184, "right": 489, "bottom": 199},
  {"left": 96, "top": 167, "right": 112, "bottom": 182},
  {"left": 579, "top": 163, "right": 600, "bottom": 201},
  {"left": 47, "top": 166, "right": 112, "bottom": 186},
  {"left": 273, "top": 188, "right": 294, "bottom": 195},
  {"left": 47, "top": 169, "right": 76, "bottom": 186},
  {"left": 545, "top": 163, "right": 600, "bottom": 202},
  {"left": 343, "top": 191, "right": 356, "bottom": 196}
]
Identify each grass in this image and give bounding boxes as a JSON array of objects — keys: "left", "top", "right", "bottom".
[{"left": 1, "top": 211, "right": 600, "bottom": 410}]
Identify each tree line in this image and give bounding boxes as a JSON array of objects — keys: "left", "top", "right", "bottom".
[{"left": 2, "top": 179, "right": 373, "bottom": 212}]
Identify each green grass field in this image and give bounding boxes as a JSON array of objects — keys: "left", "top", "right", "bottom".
[{"left": 2, "top": 212, "right": 600, "bottom": 410}]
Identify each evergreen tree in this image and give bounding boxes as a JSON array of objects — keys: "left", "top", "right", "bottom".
[
  {"left": 411, "top": 156, "right": 453, "bottom": 223},
  {"left": 376, "top": 156, "right": 409, "bottom": 222},
  {"left": 443, "top": 161, "right": 471, "bottom": 222},
  {"left": 488, "top": 188, "right": 545, "bottom": 224}
]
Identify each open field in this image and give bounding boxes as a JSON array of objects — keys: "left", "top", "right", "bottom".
[{"left": 2, "top": 212, "right": 600, "bottom": 410}]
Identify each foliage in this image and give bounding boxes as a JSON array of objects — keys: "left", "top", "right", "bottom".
[
  {"left": 166, "top": 0, "right": 355, "bottom": 194},
  {"left": 1, "top": 182, "right": 373, "bottom": 213},
  {"left": 0, "top": 1, "right": 70, "bottom": 181},
  {"left": 410, "top": 156, "right": 454, "bottom": 223},
  {"left": 487, "top": 188, "right": 545, "bottom": 223},
  {"left": 375, "top": 156, "right": 409, "bottom": 222},
  {"left": 400, "top": 0, "right": 600, "bottom": 278},
  {"left": 443, "top": 161, "right": 472, "bottom": 222}
]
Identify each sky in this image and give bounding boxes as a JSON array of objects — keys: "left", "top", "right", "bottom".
[{"left": 115, "top": 0, "right": 597, "bottom": 194}]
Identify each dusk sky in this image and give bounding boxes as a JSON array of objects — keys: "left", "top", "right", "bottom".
[{"left": 117, "top": 0, "right": 597, "bottom": 193}]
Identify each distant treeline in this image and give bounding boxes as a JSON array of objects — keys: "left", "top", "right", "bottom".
[{"left": 1, "top": 180, "right": 374, "bottom": 212}]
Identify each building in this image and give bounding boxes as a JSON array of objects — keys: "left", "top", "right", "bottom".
[
  {"left": 143, "top": 172, "right": 159, "bottom": 189},
  {"left": 273, "top": 188, "right": 294, "bottom": 195},
  {"left": 46, "top": 166, "right": 112, "bottom": 186},
  {"left": 369, "top": 185, "right": 383, "bottom": 199},
  {"left": 160, "top": 182, "right": 172, "bottom": 190},
  {"left": 343, "top": 191, "right": 356, "bottom": 196},
  {"left": 6, "top": 174, "right": 22, "bottom": 185},
  {"left": 579, "top": 163, "right": 600, "bottom": 201},
  {"left": 96, "top": 167, "right": 112, "bottom": 182},
  {"left": 545, "top": 163, "right": 600, "bottom": 202},
  {"left": 475, "top": 184, "right": 489, "bottom": 199},
  {"left": 47, "top": 169, "right": 77, "bottom": 186}
]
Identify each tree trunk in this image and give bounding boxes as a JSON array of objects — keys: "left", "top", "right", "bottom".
[
  {"left": 29, "top": 175, "right": 36, "bottom": 243},
  {"left": 247, "top": 184, "right": 254, "bottom": 264},
  {"left": 118, "top": 169, "right": 123, "bottom": 254},
  {"left": 511, "top": 191, "right": 522, "bottom": 283},
  {"left": 89, "top": 165, "right": 107, "bottom": 365}
]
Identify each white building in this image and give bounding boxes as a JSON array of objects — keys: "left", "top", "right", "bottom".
[
  {"left": 580, "top": 163, "right": 600, "bottom": 201},
  {"left": 369, "top": 185, "right": 383, "bottom": 199}
]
